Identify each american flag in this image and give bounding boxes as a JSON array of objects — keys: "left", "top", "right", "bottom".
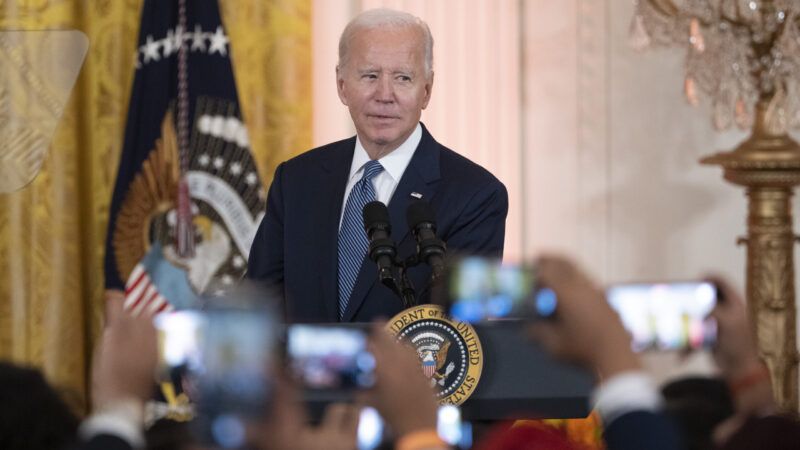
[{"left": 124, "top": 242, "right": 198, "bottom": 316}]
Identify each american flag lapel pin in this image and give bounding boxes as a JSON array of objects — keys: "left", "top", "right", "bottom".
[{"left": 410, "top": 192, "right": 423, "bottom": 199}]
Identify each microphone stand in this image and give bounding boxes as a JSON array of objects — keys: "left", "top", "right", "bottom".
[
  {"left": 406, "top": 200, "right": 447, "bottom": 302},
  {"left": 397, "top": 255, "right": 419, "bottom": 308},
  {"left": 370, "top": 242, "right": 418, "bottom": 308}
]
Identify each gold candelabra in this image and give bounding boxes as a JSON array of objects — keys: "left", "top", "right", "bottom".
[
  {"left": 631, "top": 0, "right": 800, "bottom": 410},
  {"left": 702, "top": 102, "right": 800, "bottom": 412}
]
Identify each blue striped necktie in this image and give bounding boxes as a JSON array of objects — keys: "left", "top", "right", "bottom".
[{"left": 338, "top": 160, "right": 384, "bottom": 319}]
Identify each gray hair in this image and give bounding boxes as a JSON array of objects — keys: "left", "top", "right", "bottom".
[{"left": 338, "top": 8, "right": 434, "bottom": 77}]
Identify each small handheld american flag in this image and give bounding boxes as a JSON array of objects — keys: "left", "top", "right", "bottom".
[{"left": 124, "top": 242, "right": 198, "bottom": 316}]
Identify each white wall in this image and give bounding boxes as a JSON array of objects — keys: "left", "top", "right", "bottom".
[
  {"left": 521, "top": 0, "right": 755, "bottom": 289},
  {"left": 606, "top": 1, "right": 751, "bottom": 287}
]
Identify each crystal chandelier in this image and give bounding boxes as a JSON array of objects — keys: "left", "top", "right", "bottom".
[{"left": 630, "top": 0, "right": 800, "bottom": 133}]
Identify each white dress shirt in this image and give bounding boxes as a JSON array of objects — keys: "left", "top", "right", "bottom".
[
  {"left": 591, "top": 370, "right": 664, "bottom": 425},
  {"left": 339, "top": 123, "right": 422, "bottom": 228},
  {"left": 79, "top": 398, "right": 145, "bottom": 449}
]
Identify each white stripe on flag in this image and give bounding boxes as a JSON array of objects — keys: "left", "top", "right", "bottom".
[
  {"left": 131, "top": 284, "right": 158, "bottom": 317},
  {"left": 124, "top": 273, "right": 150, "bottom": 310},
  {"left": 123, "top": 256, "right": 177, "bottom": 317},
  {"left": 125, "top": 264, "right": 145, "bottom": 290},
  {"left": 125, "top": 276, "right": 152, "bottom": 312},
  {"left": 146, "top": 295, "right": 167, "bottom": 315}
]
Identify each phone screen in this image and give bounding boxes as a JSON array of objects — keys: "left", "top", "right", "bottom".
[
  {"left": 357, "top": 407, "right": 384, "bottom": 450},
  {"left": 197, "top": 309, "right": 276, "bottom": 410},
  {"left": 606, "top": 282, "right": 717, "bottom": 352},
  {"left": 287, "top": 325, "right": 376, "bottom": 391},
  {"left": 155, "top": 308, "right": 277, "bottom": 448},
  {"left": 437, "top": 405, "right": 469, "bottom": 447},
  {"left": 446, "top": 257, "right": 556, "bottom": 323},
  {"left": 155, "top": 309, "right": 204, "bottom": 373}
]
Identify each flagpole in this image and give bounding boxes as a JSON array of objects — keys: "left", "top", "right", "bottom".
[{"left": 176, "top": 0, "right": 195, "bottom": 258}]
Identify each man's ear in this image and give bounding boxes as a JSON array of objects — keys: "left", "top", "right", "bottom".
[
  {"left": 421, "top": 71, "right": 434, "bottom": 110},
  {"left": 336, "top": 65, "right": 348, "bottom": 106}
]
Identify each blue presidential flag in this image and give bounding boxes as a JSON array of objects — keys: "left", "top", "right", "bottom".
[{"left": 104, "top": 0, "right": 265, "bottom": 301}]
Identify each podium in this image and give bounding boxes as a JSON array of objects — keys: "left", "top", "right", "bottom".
[
  {"left": 302, "top": 321, "right": 594, "bottom": 421},
  {"left": 462, "top": 322, "right": 593, "bottom": 420}
]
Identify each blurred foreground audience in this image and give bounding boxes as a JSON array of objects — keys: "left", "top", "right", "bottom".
[
  {"left": 0, "top": 362, "right": 80, "bottom": 450},
  {"left": 526, "top": 256, "right": 799, "bottom": 450},
  {"left": 527, "top": 255, "right": 684, "bottom": 450},
  {"left": 254, "top": 322, "right": 446, "bottom": 450},
  {"left": 706, "top": 277, "right": 800, "bottom": 450},
  {"left": 1, "top": 255, "right": 800, "bottom": 449},
  {"left": 660, "top": 376, "right": 734, "bottom": 450},
  {"left": 72, "top": 297, "right": 158, "bottom": 450}
]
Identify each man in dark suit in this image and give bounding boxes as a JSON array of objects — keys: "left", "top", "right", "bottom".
[{"left": 247, "top": 9, "right": 508, "bottom": 322}]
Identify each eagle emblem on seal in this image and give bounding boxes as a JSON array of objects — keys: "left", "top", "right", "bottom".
[
  {"left": 412, "top": 331, "right": 456, "bottom": 386},
  {"left": 387, "top": 305, "right": 483, "bottom": 406}
]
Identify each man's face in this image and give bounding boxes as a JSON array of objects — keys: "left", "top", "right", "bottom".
[{"left": 337, "top": 26, "right": 433, "bottom": 157}]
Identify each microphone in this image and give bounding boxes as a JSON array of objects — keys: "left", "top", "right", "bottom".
[
  {"left": 362, "top": 201, "right": 399, "bottom": 287},
  {"left": 406, "top": 200, "right": 447, "bottom": 281}
]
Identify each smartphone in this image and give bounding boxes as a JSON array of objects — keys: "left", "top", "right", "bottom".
[
  {"left": 155, "top": 307, "right": 277, "bottom": 448},
  {"left": 437, "top": 405, "right": 471, "bottom": 448},
  {"left": 153, "top": 310, "right": 203, "bottom": 416},
  {"left": 356, "top": 405, "right": 472, "bottom": 450},
  {"left": 286, "top": 324, "right": 376, "bottom": 391},
  {"left": 606, "top": 281, "right": 718, "bottom": 352},
  {"left": 155, "top": 309, "right": 203, "bottom": 373},
  {"left": 356, "top": 407, "right": 384, "bottom": 450},
  {"left": 444, "top": 256, "right": 557, "bottom": 323}
]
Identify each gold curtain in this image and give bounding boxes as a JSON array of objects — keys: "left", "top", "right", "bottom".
[{"left": 0, "top": 0, "right": 311, "bottom": 414}]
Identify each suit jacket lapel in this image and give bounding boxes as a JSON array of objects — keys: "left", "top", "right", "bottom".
[
  {"left": 319, "top": 138, "right": 355, "bottom": 322},
  {"left": 342, "top": 124, "right": 442, "bottom": 321}
]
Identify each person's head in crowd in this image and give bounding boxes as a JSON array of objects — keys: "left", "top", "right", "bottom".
[
  {"left": 717, "top": 413, "right": 800, "bottom": 450},
  {"left": 0, "top": 299, "right": 162, "bottom": 450},
  {"left": 145, "top": 418, "right": 195, "bottom": 450},
  {"left": 0, "top": 361, "right": 79, "bottom": 450},
  {"left": 661, "top": 376, "right": 734, "bottom": 450},
  {"left": 473, "top": 422, "right": 579, "bottom": 450},
  {"left": 336, "top": 8, "right": 434, "bottom": 159}
]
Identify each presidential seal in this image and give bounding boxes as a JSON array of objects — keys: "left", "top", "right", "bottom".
[
  {"left": 386, "top": 305, "right": 483, "bottom": 406},
  {"left": 111, "top": 104, "right": 265, "bottom": 299}
]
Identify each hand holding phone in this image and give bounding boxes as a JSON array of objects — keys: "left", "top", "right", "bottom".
[
  {"left": 155, "top": 307, "right": 277, "bottom": 448},
  {"left": 527, "top": 255, "right": 642, "bottom": 378},
  {"left": 705, "top": 277, "right": 762, "bottom": 377},
  {"left": 286, "top": 324, "right": 376, "bottom": 391}
]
